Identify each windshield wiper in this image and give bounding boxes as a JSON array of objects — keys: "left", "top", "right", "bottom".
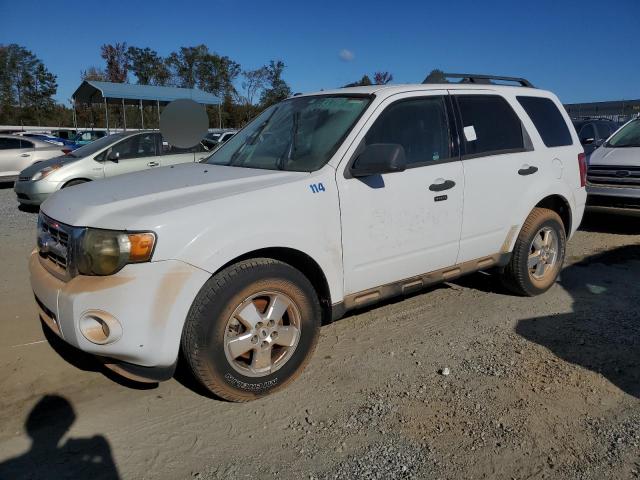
[
  {"left": 228, "top": 107, "right": 278, "bottom": 167},
  {"left": 277, "top": 111, "right": 299, "bottom": 170}
]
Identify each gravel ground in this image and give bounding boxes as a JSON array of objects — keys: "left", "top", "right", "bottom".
[{"left": 0, "top": 184, "right": 638, "bottom": 479}]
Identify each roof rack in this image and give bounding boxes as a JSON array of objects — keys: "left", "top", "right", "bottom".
[{"left": 423, "top": 73, "right": 534, "bottom": 88}]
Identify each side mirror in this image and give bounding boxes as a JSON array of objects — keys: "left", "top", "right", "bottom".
[
  {"left": 581, "top": 137, "right": 595, "bottom": 145},
  {"left": 107, "top": 151, "right": 120, "bottom": 162},
  {"left": 350, "top": 143, "right": 407, "bottom": 178}
]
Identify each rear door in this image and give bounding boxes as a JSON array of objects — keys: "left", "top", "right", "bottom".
[
  {"left": 103, "top": 132, "right": 161, "bottom": 177},
  {"left": 452, "top": 92, "right": 540, "bottom": 263},
  {"left": 156, "top": 133, "right": 204, "bottom": 166},
  {"left": 0, "top": 137, "right": 32, "bottom": 177}
]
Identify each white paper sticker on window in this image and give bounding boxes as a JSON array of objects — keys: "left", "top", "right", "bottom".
[{"left": 464, "top": 125, "right": 477, "bottom": 142}]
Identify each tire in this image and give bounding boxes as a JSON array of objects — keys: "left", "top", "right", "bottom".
[
  {"left": 500, "top": 207, "right": 566, "bottom": 296},
  {"left": 62, "top": 179, "right": 88, "bottom": 189},
  {"left": 181, "top": 258, "right": 321, "bottom": 402}
]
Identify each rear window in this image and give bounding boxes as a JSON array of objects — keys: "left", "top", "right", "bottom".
[
  {"left": 456, "top": 95, "right": 524, "bottom": 157},
  {"left": 517, "top": 96, "right": 573, "bottom": 147}
]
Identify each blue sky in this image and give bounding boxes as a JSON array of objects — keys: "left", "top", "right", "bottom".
[{"left": 1, "top": 0, "right": 638, "bottom": 105}]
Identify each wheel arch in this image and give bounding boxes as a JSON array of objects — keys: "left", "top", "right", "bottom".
[
  {"left": 215, "top": 247, "right": 333, "bottom": 325},
  {"left": 534, "top": 194, "right": 572, "bottom": 236},
  {"left": 61, "top": 178, "right": 92, "bottom": 189}
]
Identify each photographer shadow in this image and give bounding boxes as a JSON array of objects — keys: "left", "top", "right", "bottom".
[
  {"left": 0, "top": 395, "right": 120, "bottom": 479},
  {"left": 516, "top": 244, "right": 640, "bottom": 399}
]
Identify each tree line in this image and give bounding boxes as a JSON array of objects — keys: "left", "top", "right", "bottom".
[{"left": 0, "top": 42, "right": 405, "bottom": 129}]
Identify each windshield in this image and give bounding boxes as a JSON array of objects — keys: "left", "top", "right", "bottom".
[
  {"left": 607, "top": 119, "right": 640, "bottom": 148},
  {"left": 68, "top": 133, "right": 126, "bottom": 158},
  {"left": 205, "top": 95, "right": 371, "bottom": 172}
]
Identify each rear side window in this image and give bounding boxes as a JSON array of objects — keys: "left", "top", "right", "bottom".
[
  {"left": 20, "top": 139, "right": 34, "bottom": 148},
  {"left": 456, "top": 95, "right": 524, "bottom": 157},
  {"left": 517, "top": 96, "right": 573, "bottom": 147}
]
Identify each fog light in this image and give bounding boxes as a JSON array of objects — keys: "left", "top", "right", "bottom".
[{"left": 79, "top": 310, "right": 122, "bottom": 345}]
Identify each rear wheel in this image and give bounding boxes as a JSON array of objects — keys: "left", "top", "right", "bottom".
[
  {"left": 181, "top": 258, "right": 321, "bottom": 402},
  {"left": 501, "top": 208, "right": 566, "bottom": 296}
]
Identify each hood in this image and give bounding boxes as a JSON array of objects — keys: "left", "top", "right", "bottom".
[
  {"left": 589, "top": 145, "right": 640, "bottom": 167},
  {"left": 19, "top": 154, "right": 80, "bottom": 177},
  {"left": 41, "top": 163, "right": 307, "bottom": 229}
]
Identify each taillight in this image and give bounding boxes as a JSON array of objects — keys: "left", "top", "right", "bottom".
[{"left": 578, "top": 152, "right": 587, "bottom": 187}]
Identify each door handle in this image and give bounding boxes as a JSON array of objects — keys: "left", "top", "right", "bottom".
[
  {"left": 429, "top": 179, "right": 456, "bottom": 192},
  {"left": 147, "top": 161, "right": 159, "bottom": 167},
  {"left": 20, "top": 153, "right": 31, "bottom": 157},
  {"left": 518, "top": 165, "right": 538, "bottom": 176}
]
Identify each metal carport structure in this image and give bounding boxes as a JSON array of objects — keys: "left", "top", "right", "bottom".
[{"left": 72, "top": 81, "right": 222, "bottom": 132}]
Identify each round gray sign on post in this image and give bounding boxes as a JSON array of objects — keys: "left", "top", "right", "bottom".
[{"left": 159, "top": 99, "right": 209, "bottom": 149}]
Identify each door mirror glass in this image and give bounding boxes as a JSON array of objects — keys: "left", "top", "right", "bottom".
[
  {"left": 107, "top": 150, "right": 120, "bottom": 162},
  {"left": 350, "top": 143, "right": 406, "bottom": 177}
]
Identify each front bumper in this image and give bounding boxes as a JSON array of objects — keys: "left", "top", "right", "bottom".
[
  {"left": 587, "top": 184, "right": 640, "bottom": 209},
  {"left": 29, "top": 251, "right": 210, "bottom": 370},
  {"left": 14, "top": 179, "right": 61, "bottom": 205}
]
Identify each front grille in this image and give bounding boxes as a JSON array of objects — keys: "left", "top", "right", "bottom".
[
  {"left": 587, "top": 165, "right": 640, "bottom": 188},
  {"left": 38, "top": 215, "right": 71, "bottom": 271},
  {"left": 16, "top": 193, "right": 29, "bottom": 200}
]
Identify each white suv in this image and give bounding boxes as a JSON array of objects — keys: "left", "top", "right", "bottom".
[{"left": 30, "top": 76, "right": 587, "bottom": 401}]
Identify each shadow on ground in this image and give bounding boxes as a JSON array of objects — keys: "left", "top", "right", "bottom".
[
  {"left": 580, "top": 210, "right": 640, "bottom": 235},
  {"left": 0, "top": 395, "right": 120, "bottom": 479},
  {"left": 516, "top": 244, "right": 640, "bottom": 399},
  {"left": 41, "top": 321, "right": 157, "bottom": 391}
]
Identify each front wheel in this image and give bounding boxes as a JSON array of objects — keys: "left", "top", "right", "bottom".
[
  {"left": 181, "top": 258, "right": 321, "bottom": 402},
  {"left": 500, "top": 207, "right": 566, "bottom": 296}
]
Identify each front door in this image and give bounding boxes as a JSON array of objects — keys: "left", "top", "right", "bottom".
[
  {"left": 338, "top": 92, "right": 464, "bottom": 295},
  {"left": 103, "top": 132, "right": 161, "bottom": 177}
]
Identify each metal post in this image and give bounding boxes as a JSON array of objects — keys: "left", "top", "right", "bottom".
[
  {"left": 122, "top": 98, "right": 127, "bottom": 131},
  {"left": 140, "top": 100, "right": 144, "bottom": 129},
  {"left": 218, "top": 103, "right": 222, "bottom": 128},
  {"left": 72, "top": 100, "right": 77, "bottom": 129},
  {"left": 104, "top": 98, "right": 109, "bottom": 133},
  {"left": 156, "top": 100, "right": 160, "bottom": 130}
]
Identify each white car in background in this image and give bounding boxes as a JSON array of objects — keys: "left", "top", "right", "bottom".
[
  {"left": 14, "top": 130, "right": 212, "bottom": 205},
  {"left": 0, "top": 135, "right": 67, "bottom": 183},
  {"left": 30, "top": 77, "right": 586, "bottom": 401}
]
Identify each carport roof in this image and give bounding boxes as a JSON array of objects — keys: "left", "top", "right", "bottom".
[{"left": 72, "top": 80, "right": 221, "bottom": 106}]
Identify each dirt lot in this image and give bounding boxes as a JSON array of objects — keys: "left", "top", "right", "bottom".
[{"left": 0, "top": 183, "right": 638, "bottom": 480}]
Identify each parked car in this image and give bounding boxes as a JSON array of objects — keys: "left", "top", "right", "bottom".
[
  {"left": 586, "top": 117, "right": 640, "bottom": 210},
  {"left": 14, "top": 131, "right": 210, "bottom": 205},
  {"left": 0, "top": 135, "right": 67, "bottom": 183},
  {"left": 72, "top": 130, "right": 107, "bottom": 146},
  {"left": 22, "top": 133, "right": 76, "bottom": 148},
  {"left": 30, "top": 77, "right": 586, "bottom": 401},
  {"left": 203, "top": 130, "right": 237, "bottom": 150},
  {"left": 572, "top": 119, "right": 620, "bottom": 156}
]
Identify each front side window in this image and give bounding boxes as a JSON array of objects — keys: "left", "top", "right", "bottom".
[
  {"left": 457, "top": 95, "right": 524, "bottom": 156},
  {"left": 517, "top": 96, "right": 573, "bottom": 147},
  {"left": 206, "top": 95, "right": 371, "bottom": 172},
  {"left": 363, "top": 96, "right": 451, "bottom": 166},
  {"left": 110, "top": 133, "right": 157, "bottom": 160},
  {"left": 20, "top": 139, "right": 34, "bottom": 149},
  {"left": 607, "top": 119, "right": 640, "bottom": 148}
]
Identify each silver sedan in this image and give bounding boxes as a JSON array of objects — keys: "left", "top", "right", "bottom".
[{"left": 0, "top": 135, "right": 66, "bottom": 183}]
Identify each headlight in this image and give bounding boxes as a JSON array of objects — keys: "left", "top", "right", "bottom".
[
  {"left": 32, "top": 164, "right": 62, "bottom": 181},
  {"left": 76, "top": 229, "right": 156, "bottom": 276}
]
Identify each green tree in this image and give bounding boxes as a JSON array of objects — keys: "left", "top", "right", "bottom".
[
  {"left": 126, "top": 46, "right": 170, "bottom": 85},
  {"left": 167, "top": 45, "right": 209, "bottom": 88},
  {"left": 343, "top": 75, "right": 373, "bottom": 87},
  {"left": 259, "top": 60, "right": 291, "bottom": 107},
  {"left": 81, "top": 66, "right": 106, "bottom": 81},
  {"left": 0, "top": 44, "right": 57, "bottom": 125},
  {"left": 424, "top": 69, "right": 448, "bottom": 83},
  {"left": 100, "top": 42, "right": 128, "bottom": 83}
]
